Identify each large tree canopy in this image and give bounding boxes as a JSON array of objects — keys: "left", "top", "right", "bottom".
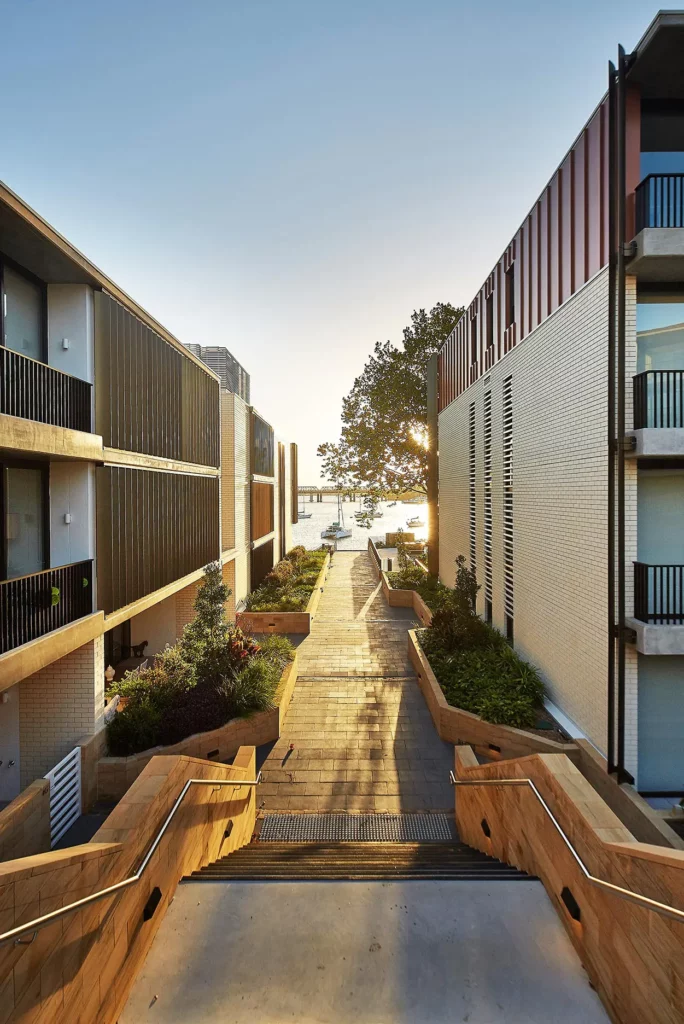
[{"left": 318, "top": 302, "right": 464, "bottom": 496}]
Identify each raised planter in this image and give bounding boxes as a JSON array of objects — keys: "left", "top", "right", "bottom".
[
  {"left": 235, "top": 552, "right": 330, "bottom": 635},
  {"left": 408, "top": 629, "right": 578, "bottom": 762},
  {"left": 97, "top": 651, "right": 299, "bottom": 802},
  {"left": 381, "top": 573, "right": 432, "bottom": 626}
]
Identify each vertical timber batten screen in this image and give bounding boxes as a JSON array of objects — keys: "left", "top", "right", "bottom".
[
  {"left": 251, "top": 412, "right": 274, "bottom": 477},
  {"left": 96, "top": 467, "right": 219, "bottom": 614},
  {"left": 94, "top": 291, "right": 220, "bottom": 467},
  {"left": 290, "top": 442, "right": 299, "bottom": 524},
  {"left": 251, "top": 481, "right": 274, "bottom": 541}
]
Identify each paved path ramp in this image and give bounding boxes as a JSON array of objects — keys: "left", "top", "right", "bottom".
[
  {"left": 121, "top": 880, "right": 609, "bottom": 1024},
  {"left": 260, "top": 550, "right": 453, "bottom": 812}
]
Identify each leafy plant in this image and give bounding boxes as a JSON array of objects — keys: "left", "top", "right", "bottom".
[{"left": 245, "top": 548, "right": 328, "bottom": 613}]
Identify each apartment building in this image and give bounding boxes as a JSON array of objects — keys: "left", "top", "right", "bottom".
[
  {"left": 0, "top": 184, "right": 295, "bottom": 812},
  {"left": 434, "top": 11, "right": 684, "bottom": 795}
]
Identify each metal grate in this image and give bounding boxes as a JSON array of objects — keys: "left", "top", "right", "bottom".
[{"left": 259, "top": 814, "right": 457, "bottom": 843}]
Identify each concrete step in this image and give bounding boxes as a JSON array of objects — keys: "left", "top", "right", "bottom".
[{"left": 185, "top": 841, "right": 534, "bottom": 882}]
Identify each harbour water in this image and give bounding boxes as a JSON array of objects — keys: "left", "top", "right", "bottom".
[{"left": 292, "top": 496, "right": 428, "bottom": 551}]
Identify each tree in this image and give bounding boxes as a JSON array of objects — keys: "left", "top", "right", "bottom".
[{"left": 318, "top": 302, "right": 464, "bottom": 498}]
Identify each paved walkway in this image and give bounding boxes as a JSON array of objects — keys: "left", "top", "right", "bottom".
[
  {"left": 122, "top": 880, "right": 609, "bottom": 1024},
  {"left": 259, "top": 551, "right": 453, "bottom": 813}
]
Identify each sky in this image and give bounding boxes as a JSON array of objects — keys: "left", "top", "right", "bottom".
[{"left": 1, "top": 0, "right": 660, "bottom": 482}]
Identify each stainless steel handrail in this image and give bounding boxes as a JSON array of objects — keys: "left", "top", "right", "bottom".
[
  {"left": 1, "top": 772, "right": 261, "bottom": 946},
  {"left": 450, "top": 772, "right": 684, "bottom": 925}
]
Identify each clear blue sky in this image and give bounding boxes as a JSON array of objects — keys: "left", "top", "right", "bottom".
[{"left": 2, "top": 1, "right": 658, "bottom": 481}]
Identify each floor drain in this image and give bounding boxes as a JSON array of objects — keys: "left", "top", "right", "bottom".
[{"left": 259, "top": 813, "right": 457, "bottom": 842}]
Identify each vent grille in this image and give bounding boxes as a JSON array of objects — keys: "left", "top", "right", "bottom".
[
  {"left": 503, "top": 376, "right": 514, "bottom": 622},
  {"left": 469, "top": 402, "right": 477, "bottom": 573},
  {"left": 259, "top": 813, "right": 457, "bottom": 843},
  {"left": 483, "top": 390, "right": 493, "bottom": 608}
]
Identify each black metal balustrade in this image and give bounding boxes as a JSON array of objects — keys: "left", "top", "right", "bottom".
[
  {"left": 634, "top": 562, "right": 684, "bottom": 625},
  {"left": 0, "top": 560, "right": 93, "bottom": 654},
  {"left": 635, "top": 173, "right": 684, "bottom": 233},
  {"left": 0, "top": 347, "right": 92, "bottom": 432},
  {"left": 633, "top": 370, "right": 684, "bottom": 429}
]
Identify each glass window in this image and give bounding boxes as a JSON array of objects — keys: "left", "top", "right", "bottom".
[
  {"left": 5, "top": 467, "right": 45, "bottom": 578},
  {"left": 637, "top": 295, "right": 684, "bottom": 372},
  {"left": 2, "top": 264, "right": 43, "bottom": 360}
]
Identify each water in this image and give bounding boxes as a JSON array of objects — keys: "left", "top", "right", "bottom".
[{"left": 292, "top": 496, "right": 429, "bottom": 551}]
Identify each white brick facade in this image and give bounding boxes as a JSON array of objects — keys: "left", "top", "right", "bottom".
[
  {"left": 439, "top": 266, "right": 641, "bottom": 762},
  {"left": 18, "top": 637, "right": 104, "bottom": 787}
]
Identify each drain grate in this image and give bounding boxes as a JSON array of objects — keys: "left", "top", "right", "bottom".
[{"left": 259, "top": 813, "right": 457, "bottom": 842}]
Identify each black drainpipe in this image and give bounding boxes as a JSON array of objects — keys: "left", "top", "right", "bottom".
[{"left": 607, "top": 58, "right": 617, "bottom": 775}]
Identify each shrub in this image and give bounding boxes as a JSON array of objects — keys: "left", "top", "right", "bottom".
[
  {"left": 244, "top": 548, "right": 327, "bottom": 613},
  {"left": 106, "top": 563, "right": 295, "bottom": 756},
  {"left": 412, "top": 555, "right": 545, "bottom": 730}
]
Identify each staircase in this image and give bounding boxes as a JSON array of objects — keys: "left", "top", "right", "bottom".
[{"left": 186, "top": 840, "right": 533, "bottom": 881}]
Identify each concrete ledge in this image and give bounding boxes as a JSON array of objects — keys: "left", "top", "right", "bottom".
[
  {"left": 408, "top": 630, "right": 577, "bottom": 761},
  {"left": 629, "top": 427, "right": 684, "bottom": 457},
  {"left": 0, "top": 411, "right": 103, "bottom": 462},
  {"left": 103, "top": 446, "right": 220, "bottom": 476},
  {"left": 236, "top": 552, "right": 330, "bottom": 635},
  {"left": 0, "top": 610, "right": 105, "bottom": 693},
  {"left": 627, "top": 616, "right": 684, "bottom": 655},
  {"left": 0, "top": 778, "right": 51, "bottom": 861},
  {"left": 628, "top": 227, "right": 684, "bottom": 281},
  {"left": 98, "top": 652, "right": 299, "bottom": 802}
]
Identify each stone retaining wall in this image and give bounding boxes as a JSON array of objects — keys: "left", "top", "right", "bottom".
[{"left": 97, "top": 652, "right": 298, "bottom": 802}]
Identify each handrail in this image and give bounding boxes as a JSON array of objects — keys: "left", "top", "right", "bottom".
[
  {"left": 0, "top": 772, "right": 261, "bottom": 946},
  {"left": 449, "top": 772, "right": 684, "bottom": 926}
]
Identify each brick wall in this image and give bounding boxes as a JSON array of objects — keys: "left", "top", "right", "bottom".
[
  {"left": 175, "top": 580, "right": 199, "bottom": 637},
  {"left": 18, "top": 637, "right": 105, "bottom": 786},
  {"left": 438, "top": 266, "right": 638, "bottom": 758}
]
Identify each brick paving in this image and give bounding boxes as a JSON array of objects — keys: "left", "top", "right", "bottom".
[{"left": 259, "top": 551, "right": 454, "bottom": 813}]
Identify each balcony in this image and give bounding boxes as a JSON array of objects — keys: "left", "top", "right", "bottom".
[
  {"left": 631, "top": 370, "right": 684, "bottom": 456},
  {"left": 0, "top": 347, "right": 92, "bottom": 433},
  {"left": 628, "top": 174, "right": 684, "bottom": 280},
  {"left": 0, "top": 560, "right": 93, "bottom": 655},
  {"left": 628, "top": 561, "right": 684, "bottom": 655}
]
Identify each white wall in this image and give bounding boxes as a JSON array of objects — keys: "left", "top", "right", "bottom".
[
  {"left": 0, "top": 685, "right": 21, "bottom": 802},
  {"left": 47, "top": 284, "right": 94, "bottom": 384},
  {"left": 439, "top": 266, "right": 626, "bottom": 758},
  {"left": 130, "top": 594, "right": 178, "bottom": 656},
  {"left": 49, "top": 463, "right": 95, "bottom": 568}
]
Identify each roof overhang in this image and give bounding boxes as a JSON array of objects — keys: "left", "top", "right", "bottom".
[{"left": 626, "top": 11, "right": 684, "bottom": 99}]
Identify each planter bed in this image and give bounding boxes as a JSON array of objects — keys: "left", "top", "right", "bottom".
[
  {"left": 408, "top": 630, "right": 577, "bottom": 762},
  {"left": 236, "top": 551, "right": 330, "bottom": 635},
  {"left": 381, "top": 572, "right": 432, "bottom": 626},
  {"left": 97, "top": 651, "right": 298, "bottom": 802}
]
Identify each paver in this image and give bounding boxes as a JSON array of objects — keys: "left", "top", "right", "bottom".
[{"left": 260, "top": 550, "right": 453, "bottom": 812}]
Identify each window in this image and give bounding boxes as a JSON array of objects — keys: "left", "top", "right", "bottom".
[
  {"left": 636, "top": 290, "right": 684, "bottom": 372},
  {"left": 470, "top": 316, "right": 478, "bottom": 364},
  {"left": 1, "top": 461, "right": 48, "bottom": 579},
  {"left": 505, "top": 265, "right": 515, "bottom": 329},
  {"left": 486, "top": 294, "right": 494, "bottom": 350},
  {"left": 0, "top": 260, "right": 46, "bottom": 361}
]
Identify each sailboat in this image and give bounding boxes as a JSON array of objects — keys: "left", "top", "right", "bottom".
[
  {"left": 321, "top": 491, "right": 352, "bottom": 539},
  {"left": 297, "top": 505, "right": 312, "bottom": 519}
]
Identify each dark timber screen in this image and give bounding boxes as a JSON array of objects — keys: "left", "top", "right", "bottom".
[
  {"left": 96, "top": 467, "right": 219, "bottom": 614},
  {"left": 95, "top": 292, "right": 219, "bottom": 466}
]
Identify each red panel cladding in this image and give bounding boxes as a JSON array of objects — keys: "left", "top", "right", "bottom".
[
  {"left": 601, "top": 97, "right": 610, "bottom": 266},
  {"left": 625, "top": 86, "right": 641, "bottom": 240},
  {"left": 573, "top": 130, "right": 587, "bottom": 289},
  {"left": 528, "top": 207, "right": 539, "bottom": 334},
  {"left": 549, "top": 175, "right": 560, "bottom": 315},
  {"left": 587, "top": 110, "right": 602, "bottom": 278},
  {"left": 560, "top": 152, "right": 574, "bottom": 302},
  {"left": 539, "top": 191, "right": 549, "bottom": 323},
  {"left": 517, "top": 225, "right": 526, "bottom": 340}
]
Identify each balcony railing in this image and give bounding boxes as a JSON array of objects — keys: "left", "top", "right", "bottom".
[
  {"left": 635, "top": 173, "right": 684, "bottom": 233},
  {"left": 633, "top": 370, "right": 684, "bottom": 429},
  {"left": 0, "top": 347, "right": 92, "bottom": 433},
  {"left": 0, "top": 560, "right": 93, "bottom": 655},
  {"left": 634, "top": 562, "right": 684, "bottom": 625}
]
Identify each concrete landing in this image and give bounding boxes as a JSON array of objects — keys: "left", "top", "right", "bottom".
[{"left": 121, "top": 880, "right": 609, "bottom": 1024}]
